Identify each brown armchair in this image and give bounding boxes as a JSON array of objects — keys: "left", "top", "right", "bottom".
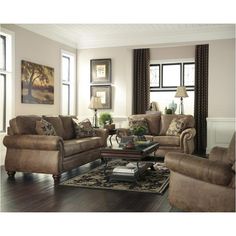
[{"left": 165, "top": 132, "right": 235, "bottom": 212}]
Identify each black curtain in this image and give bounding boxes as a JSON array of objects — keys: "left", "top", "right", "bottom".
[
  {"left": 194, "top": 44, "right": 209, "bottom": 154},
  {"left": 133, "top": 48, "right": 150, "bottom": 114}
]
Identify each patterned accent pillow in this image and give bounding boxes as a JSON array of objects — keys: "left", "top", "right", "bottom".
[
  {"left": 35, "top": 119, "right": 57, "bottom": 136},
  {"left": 129, "top": 118, "right": 149, "bottom": 135},
  {"left": 166, "top": 118, "right": 187, "bottom": 136},
  {"left": 72, "top": 118, "right": 95, "bottom": 138}
]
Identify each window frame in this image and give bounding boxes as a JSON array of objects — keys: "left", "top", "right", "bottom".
[
  {"left": 150, "top": 61, "right": 195, "bottom": 92},
  {"left": 0, "top": 73, "right": 6, "bottom": 132},
  {"left": 0, "top": 34, "right": 7, "bottom": 132},
  {"left": 161, "top": 63, "right": 182, "bottom": 88},
  {"left": 150, "top": 64, "right": 160, "bottom": 88},
  {"left": 61, "top": 51, "right": 76, "bottom": 116},
  {"left": 183, "top": 62, "right": 195, "bottom": 88},
  {"left": 62, "top": 55, "right": 71, "bottom": 115},
  {"left": 0, "top": 35, "right": 6, "bottom": 70}
]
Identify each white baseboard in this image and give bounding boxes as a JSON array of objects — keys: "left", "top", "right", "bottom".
[{"left": 206, "top": 117, "right": 236, "bottom": 153}]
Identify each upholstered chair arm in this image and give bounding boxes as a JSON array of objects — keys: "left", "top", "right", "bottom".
[
  {"left": 3, "top": 135, "right": 64, "bottom": 151},
  {"left": 116, "top": 128, "right": 132, "bottom": 138},
  {"left": 209, "top": 146, "right": 228, "bottom": 162},
  {"left": 94, "top": 128, "right": 109, "bottom": 146},
  {"left": 165, "top": 152, "right": 234, "bottom": 187},
  {"left": 179, "top": 128, "right": 196, "bottom": 154}
]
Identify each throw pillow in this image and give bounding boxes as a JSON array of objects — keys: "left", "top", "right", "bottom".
[
  {"left": 128, "top": 118, "right": 149, "bottom": 135},
  {"left": 35, "top": 119, "right": 57, "bottom": 136},
  {"left": 166, "top": 118, "right": 187, "bottom": 136},
  {"left": 72, "top": 118, "right": 95, "bottom": 138}
]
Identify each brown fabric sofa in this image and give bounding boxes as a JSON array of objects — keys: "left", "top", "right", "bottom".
[
  {"left": 165, "top": 132, "right": 235, "bottom": 212},
  {"left": 117, "top": 113, "right": 196, "bottom": 157},
  {"left": 3, "top": 115, "right": 108, "bottom": 183}
]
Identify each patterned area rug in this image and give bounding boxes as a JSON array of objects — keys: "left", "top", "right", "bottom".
[{"left": 60, "top": 160, "right": 169, "bottom": 194}]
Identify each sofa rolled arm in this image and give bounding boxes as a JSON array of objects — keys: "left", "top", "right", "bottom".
[
  {"left": 3, "top": 135, "right": 64, "bottom": 151},
  {"left": 116, "top": 128, "right": 131, "bottom": 138},
  {"left": 94, "top": 128, "right": 109, "bottom": 146},
  {"left": 165, "top": 152, "right": 234, "bottom": 187},
  {"left": 209, "top": 146, "right": 228, "bottom": 162},
  {"left": 180, "top": 128, "right": 196, "bottom": 154}
]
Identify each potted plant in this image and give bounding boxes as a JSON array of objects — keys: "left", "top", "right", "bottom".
[
  {"left": 99, "top": 112, "right": 115, "bottom": 129},
  {"left": 131, "top": 125, "right": 148, "bottom": 141}
]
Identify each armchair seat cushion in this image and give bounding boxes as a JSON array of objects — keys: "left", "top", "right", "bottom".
[
  {"left": 153, "top": 135, "right": 180, "bottom": 146},
  {"left": 63, "top": 137, "right": 103, "bottom": 157}
]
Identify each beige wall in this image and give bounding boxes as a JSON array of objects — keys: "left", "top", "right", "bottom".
[
  {"left": 2, "top": 24, "right": 77, "bottom": 116},
  {"left": 208, "top": 39, "right": 235, "bottom": 117},
  {"left": 0, "top": 25, "right": 76, "bottom": 165},
  {"left": 151, "top": 45, "right": 195, "bottom": 60},
  {"left": 77, "top": 47, "right": 133, "bottom": 124},
  {"left": 77, "top": 40, "right": 235, "bottom": 121}
]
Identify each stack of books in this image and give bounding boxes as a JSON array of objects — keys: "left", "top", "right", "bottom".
[
  {"left": 112, "top": 162, "right": 147, "bottom": 176},
  {"left": 112, "top": 166, "right": 138, "bottom": 176}
]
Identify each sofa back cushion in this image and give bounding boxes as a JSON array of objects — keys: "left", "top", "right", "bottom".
[
  {"left": 59, "top": 115, "right": 77, "bottom": 140},
  {"left": 160, "top": 114, "right": 195, "bottom": 135},
  {"left": 128, "top": 113, "right": 161, "bottom": 135},
  {"left": 10, "top": 115, "right": 41, "bottom": 135},
  {"left": 42, "top": 116, "right": 64, "bottom": 138}
]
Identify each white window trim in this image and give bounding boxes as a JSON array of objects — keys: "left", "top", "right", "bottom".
[
  {"left": 0, "top": 27, "right": 15, "bottom": 133},
  {"left": 60, "top": 50, "right": 76, "bottom": 115}
]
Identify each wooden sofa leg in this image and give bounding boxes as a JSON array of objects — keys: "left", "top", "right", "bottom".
[
  {"left": 52, "top": 174, "right": 61, "bottom": 184},
  {"left": 7, "top": 171, "right": 16, "bottom": 178}
]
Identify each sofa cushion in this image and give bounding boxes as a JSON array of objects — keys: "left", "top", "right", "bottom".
[
  {"left": 59, "top": 115, "right": 77, "bottom": 140},
  {"left": 153, "top": 135, "right": 180, "bottom": 146},
  {"left": 166, "top": 117, "right": 187, "bottom": 136},
  {"left": 63, "top": 137, "right": 103, "bottom": 157},
  {"left": 11, "top": 115, "right": 41, "bottom": 135},
  {"left": 42, "top": 116, "right": 64, "bottom": 138},
  {"left": 72, "top": 118, "right": 95, "bottom": 138},
  {"left": 35, "top": 119, "right": 57, "bottom": 136},
  {"left": 129, "top": 113, "right": 161, "bottom": 135},
  {"left": 129, "top": 117, "right": 149, "bottom": 135},
  {"left": 160, "top": 114, "right": 194, "bottom": 135}
]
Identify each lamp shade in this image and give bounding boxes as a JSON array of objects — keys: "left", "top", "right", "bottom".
[
  {"left": 88, "top": 96, "right": 103, "bottom": 109},
  {"left": 175, "top": 86, "right": 188, "bottom": 98}
]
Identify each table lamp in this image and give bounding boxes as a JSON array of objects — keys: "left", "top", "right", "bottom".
[
  {"left": 175, "top": 86, "right": 188, "bottom": 115},
  {"left": 88, "top": 96, "right": 103, "bottom": 128}
]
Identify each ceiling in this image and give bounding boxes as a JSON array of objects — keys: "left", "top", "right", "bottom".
[{"left": 18, "top": 24, "right": 235, "bottom": 49}]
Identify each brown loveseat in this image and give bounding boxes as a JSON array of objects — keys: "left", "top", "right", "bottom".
[
  {"left": 165, "top": 132, "right": 235, "bottom": 212},
  {"left": 3, "top": 115, "right": 108, "bottom": 183},
  {"left": 118, "top": 113, "right": 196, "bottom": 157}
]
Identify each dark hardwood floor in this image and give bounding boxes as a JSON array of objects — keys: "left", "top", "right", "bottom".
[{"left": 1, "top": 160, "right": 177, "bottom": 212}]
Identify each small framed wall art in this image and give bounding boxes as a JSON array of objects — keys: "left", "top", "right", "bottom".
[
  {"left": 90, "top": 85, "right": 112, "bottom": 109},
  {"left": 90, "top": 58, "right": 111, "bottom": 84}
]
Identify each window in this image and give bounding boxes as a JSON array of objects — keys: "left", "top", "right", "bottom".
[
  {"left": 162, "top": 63, "right": 181, "bottom": 87},
  {"left": 61, "top": 51, "right": 76, "bottom": 115},
  {"left": 0, "top": 35, "right": 7, "bottom": 132},
  {"left": 150, "top": 64, "right": 160, "bottom": 87},
  {"left": 150, "top": 61, "right": 195, "bottom": 115}
]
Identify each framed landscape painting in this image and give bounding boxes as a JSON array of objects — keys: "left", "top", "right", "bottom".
[
  {"left": 21, "top": 60, "right": 54, "bottom": 104},
  {"left": 90, "top": 58, "right": 111, "bottom": 84},
  {"left": 90, "top": 85, "right": 112, "bottom": 109}
]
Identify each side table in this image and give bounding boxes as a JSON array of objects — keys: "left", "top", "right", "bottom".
[{"left": 107, "top": 129, "right": 119, "bottom": 146}]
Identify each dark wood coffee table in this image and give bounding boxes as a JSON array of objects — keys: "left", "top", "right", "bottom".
[{"left": 100, "top": 142, "right": 160, "bottom": 184}]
